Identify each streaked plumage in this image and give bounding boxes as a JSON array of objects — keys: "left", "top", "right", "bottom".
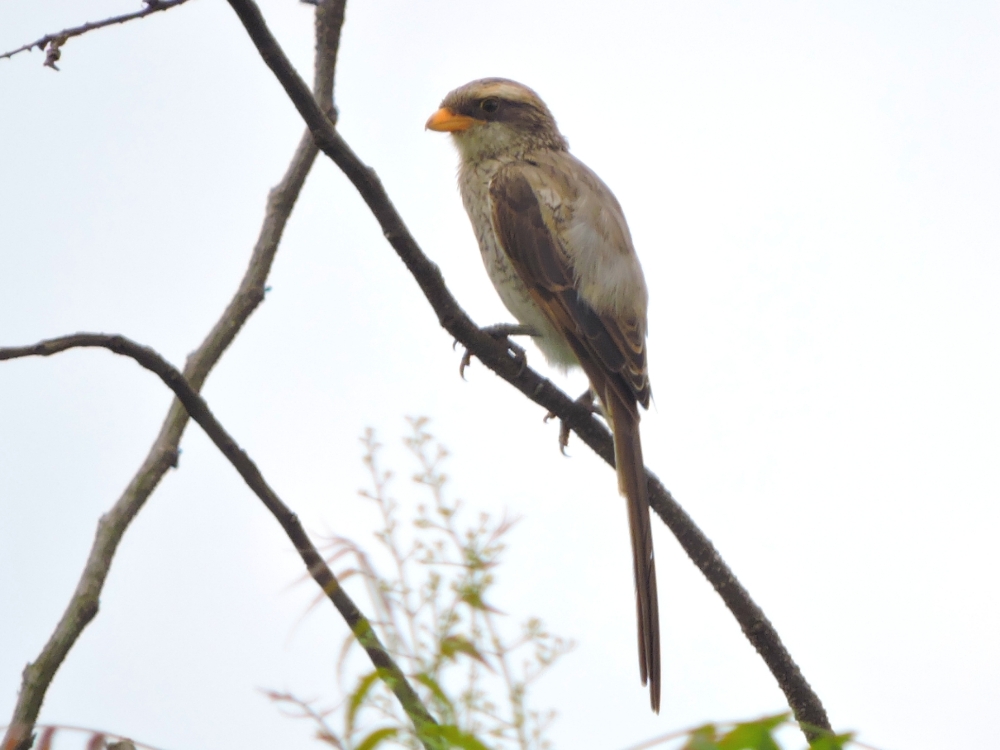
[{"left": 427, "top": 78, "right": 660, "bottom": 711}]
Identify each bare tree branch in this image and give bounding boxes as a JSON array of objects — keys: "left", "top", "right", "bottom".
[
  {"left": 0, "top": 334, "right": 441, "bottom": 749},
  {"left": 0, "top": 0, "right": 192, "bottom": 69},
  {"left": 0, "top": 3, "right": 345, "bottom": 748},
  {"left": 220, "top": 0, "right": 832, "bottom": 738}
]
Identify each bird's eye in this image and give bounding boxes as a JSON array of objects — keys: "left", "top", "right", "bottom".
[{"left": 480, "top": 98, "right": 500, "bottom": 114}]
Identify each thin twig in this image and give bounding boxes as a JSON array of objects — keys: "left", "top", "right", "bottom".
[
  {"left": 262, "top": 691, "right": 345, "bottom": 750},
  {"left": 0, "top": 0, "right": 192, "bottom": 68},
  {"left": 0, "top": 3, "right": 345, "bottom": 749},
  {"left": 0, "top": 333, "right": 442, "bottom": 750},
  {"left": 0, "top": 724, "right": 166, "bottom": 750},
  {"left": 220, "top": 0, "right": 832, "bottom": 738}
]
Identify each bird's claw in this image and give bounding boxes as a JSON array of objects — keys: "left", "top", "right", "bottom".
[
  {"left": 544, "top": 389, "right": 599, "bottom": 455},
  {"left": 458, "top": 323, "right": 538, "bottom": 379}
]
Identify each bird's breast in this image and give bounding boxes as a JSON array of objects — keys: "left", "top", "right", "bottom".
[{"left": 459, "top": 160, "right": 578, "bottom": 368}]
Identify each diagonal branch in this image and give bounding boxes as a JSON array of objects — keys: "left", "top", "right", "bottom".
[
  {"left": 0, "top": 3, "right": 345, "bottom": 748},
  {"left": 0, "top": 0, "right": 192, "bottom": 69},
  {"left": 221, "top": 0, "right": 832, "bottom": 738},
  {"left": 0, "top": 334, "right": 440, "bottom": 749}
]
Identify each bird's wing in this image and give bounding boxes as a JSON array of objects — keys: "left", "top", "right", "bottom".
[
  {"left": 489, "top": 157, "right": 660, "bottom": 711},
  {"left": 488, "top": 157, "right": 650, "bottom": 409}
]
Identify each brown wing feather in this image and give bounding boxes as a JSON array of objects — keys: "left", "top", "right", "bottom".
[
  {"left": 600, "top": 309, "right": 649, "bottom": 409},
  {"left": 490, "top": 167, "right": 660, "bottom": 712},
  {"left": 490, "top": 168, "right": 650, "bottom": 406}
]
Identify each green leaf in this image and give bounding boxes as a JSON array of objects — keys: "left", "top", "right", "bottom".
[
  {"left": 457, "top": 584, "right": 486, "bottom": 610},
  {"left": 414, "top": 672, "right": 456, "bottom": 721},
  {"left": 354, "top": 727, "right": 399, "bottom": 750},
  {"left": 718, "top": 714, "right": 789, "bottom": 750},
  {"left": 439, "top": 635, "right": 493, "bottom": 670},
  {"left": 346, "top": 670, "right": 381, "bottom": 735},
  {"left": 806, "top": 732, "right": 855, "bottom": 750},
  {"left": 420, "top": 724, "right": 493, "bottom": 750},
  {"left": 683, "top": 725, "right": 721, "bottom": 750}
]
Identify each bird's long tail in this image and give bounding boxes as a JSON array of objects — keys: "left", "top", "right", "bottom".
[{"left": 607, "top": 388, "right": 661, "bottom": 713}]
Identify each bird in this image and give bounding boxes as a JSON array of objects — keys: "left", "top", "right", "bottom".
[{"left": 426, "top": 78, "right": 660, "bottom": 711}]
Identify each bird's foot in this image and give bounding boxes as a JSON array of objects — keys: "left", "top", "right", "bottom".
[
  {"left": 545, "top": 389, "right": 600, "bottom": 455},
  {"left": 457, "top": 323, "right": 539, "bottom": 379}
]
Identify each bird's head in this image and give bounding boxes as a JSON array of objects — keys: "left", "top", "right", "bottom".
[{"left": 426, "top": 78, "right": 568, "bottom": 162}]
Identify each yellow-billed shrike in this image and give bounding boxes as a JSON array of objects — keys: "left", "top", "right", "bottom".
[{"left": 427, "top": 78, "right": 660, "bottom": 711}]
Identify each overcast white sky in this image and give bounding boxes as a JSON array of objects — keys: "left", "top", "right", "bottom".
[{"left": 1, "top": 1, "right": 998, "bottom": 749}]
